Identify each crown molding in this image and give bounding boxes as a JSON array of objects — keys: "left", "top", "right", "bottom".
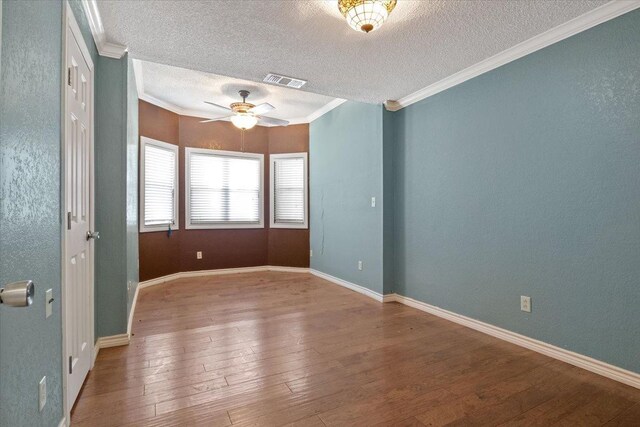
[
  {"left": 286, "top": 98, "right": 346, "bottom": 125},
  {"left": 132, "top": 58, "right": 145, "bottom": 98},
  {"left": 303, "top": 98, "right": 348, "bottom": 123},
  {"left": 137, "top": 89, "right": 345, "bottom": 127},
  {"left": 133, "top": 59, "right": 345, "bottom": 126},
  {"left": 81, "top": 0, "right": 127, "bottom": 59},
  {"left": 384, "top": 0, "right": 640, "bottom": 111}
]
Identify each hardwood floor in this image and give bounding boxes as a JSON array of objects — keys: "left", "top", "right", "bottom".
[{"left": 71, "top": 271, "right": 640, "bottom": 426}]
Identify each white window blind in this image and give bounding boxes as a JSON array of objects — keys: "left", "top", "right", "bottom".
[
  {"left": 186, "top": 148, "right": 264, "bottom": 228},
  {"left": 270, "top": 153, "right": 308, "bottom": 229},
  {"left": 140, "top": 137, "right": 178, "bottom": 232}
]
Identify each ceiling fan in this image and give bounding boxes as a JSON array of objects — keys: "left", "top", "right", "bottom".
[{"left": 200, "top": 90, "right": 289, "bottom": 130}]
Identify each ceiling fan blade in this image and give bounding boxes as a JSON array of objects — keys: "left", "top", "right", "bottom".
[
  {"left": 204, "top": 101, "right": 231, "bottom": 111},
  {"left": 258, "top": 116, "right": 289, "bottom": 127},
  {"left": 248, "top": 103, "right": 275, "bottom": 115},
  {"left": 200, "top": 116, "right": 232, "bottom": 123}
]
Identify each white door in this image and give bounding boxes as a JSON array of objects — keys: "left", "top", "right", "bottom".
[{"left": 64, "top": 21, "right": 94, "bottom": 407}]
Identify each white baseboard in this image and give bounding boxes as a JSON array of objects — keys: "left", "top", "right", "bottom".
[
  {"left": 137, "top": 272, "right": 183, "bottom": 289},
  {"left": 136, "top": 265, "right": 310, "bottom": 290},
  {"left": 309, "top": 269, "right": 384, "bottom": 302},
  {"left": 125, "top": 265, "right": 640, "bottom": 389},
  {"left": 382, "top": 293, "right": 397, "bottom": 303},
  {"left": 127, "top": 283, "right": 140, "bottom": 336},
  {"left": 385, "top": 293, "right": 640, "bottom": 389},
  {"left": 128, "top": 265, "right": 310, "bottom": 339},
  {"left": 96, "top": 333, "right": 130, "bottom": 348},
  {"left": 93, "top": 333, "right": 131, "bottom": 364}
]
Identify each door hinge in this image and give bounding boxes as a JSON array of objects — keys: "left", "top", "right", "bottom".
[
  {"left": 67, "top": 68, "right": 72, "bottom": 86},
  {"left": 67, "top": 212, "right": 72, "bottom": 230},
  {"left": 68, "top": 356, "right": 73, "bottom": 374}
]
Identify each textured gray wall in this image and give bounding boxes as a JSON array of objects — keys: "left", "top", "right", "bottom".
[
  {"left": 0, "top": 1, "right": 64, "bottom": 425},
  {"left": 68, "top": 0, "right": 97, "bottom": 65},
  {"left": 392, "top": 9, "right": 640, "bottom": 373},
  {"left": 95, "top": 55, "right": 129, "bottom": 337},
  {"left": 69, "top": 0, "right": 139, "bottom": 339},
  {"left": 310, "top": 101, "right": 385, "bottom": 294},
  {"left": 126, "top": 57, "right": 139, "bottom": 318}
]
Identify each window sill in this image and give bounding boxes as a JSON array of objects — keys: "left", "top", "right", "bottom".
[
  {"left": 139, "top": 225, "right": 179, "bottom": 233},
  {"left": 270, "top": 223, "right": 308, "bottom": 230},
  {"left": 185, "top": 223, "right": 265, "bottom": 230}
]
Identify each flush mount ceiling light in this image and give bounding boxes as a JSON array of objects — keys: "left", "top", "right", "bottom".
[{"left": 338, "top": 0, "right": 397, "bottom": 33}]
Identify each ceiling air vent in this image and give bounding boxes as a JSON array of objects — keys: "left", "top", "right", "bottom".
[{"left": 263, "top": 73, "right": 307, "bottom": 89}]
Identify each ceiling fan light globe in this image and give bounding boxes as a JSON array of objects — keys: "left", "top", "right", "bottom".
[{"left": 231, "top": 114, "right": 258, "bottom": 130}]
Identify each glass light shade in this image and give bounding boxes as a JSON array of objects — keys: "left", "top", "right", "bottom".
[
  {"left": 339, "top": 0, "right": 396, "bottom": 33},
  {"left": 231, "top": 113, "right": 258, "bottom": 130}
]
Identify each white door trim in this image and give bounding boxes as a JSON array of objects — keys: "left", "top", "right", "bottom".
[{"left": 61, "top": 2, "right": 95, "bottom": 425}]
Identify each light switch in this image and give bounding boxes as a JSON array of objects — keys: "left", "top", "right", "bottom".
[
  {"left": 371, "top": 197, "right": 376, "bottom": 208},
  {"left": 45, "top": 289, "right": 53, "bottom": 318},
  {"left": 39, "top": 376, "right": 46, "bottom": 411}
]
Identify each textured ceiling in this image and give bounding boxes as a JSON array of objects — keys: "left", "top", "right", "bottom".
[
  {"left": 136, "top": 60, "right": 338, "bottom": 122},
  {"left": 98, "top": 0, "right": 608, "bottom": 104}
]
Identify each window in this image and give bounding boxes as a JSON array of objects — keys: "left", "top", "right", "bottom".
[
  {"left": 186, "top": 148, "right": 264, "bottom": 229},
  {"left": 140, "top": 137, "right": 179, "bottom": 232},
  {"left": 270, "top": 153, "right": 308, "bottom": 229}
]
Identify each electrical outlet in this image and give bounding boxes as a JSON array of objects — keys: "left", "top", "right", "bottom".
[
  {"left": 39, "top": 376, "right": 46, "bottom": 411},
  {"left": 520, "top": 296, "right": 531, "bottom": 313},
  {"left": 371, "top": 197, "right": 376, "bottom": 208},
  {"left": 196, "top": 251, "right": 202, "bottom": 260},
  {"left": 310, "top": 249, "right": 313, "bottom": 257},
  {"left": 45, "top": 289, "right": 53, "bottom": 318},
  {"left": 358, "top": 261, "right": 363, "bottom": 271}
]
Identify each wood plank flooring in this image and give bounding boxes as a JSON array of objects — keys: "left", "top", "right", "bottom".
[{"left": 71, "top": 271, "right": 640, "bottom": 426}]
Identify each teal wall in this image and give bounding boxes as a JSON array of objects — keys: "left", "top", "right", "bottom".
[
  {"left": 382, "top": 109, "right": 396, "bottom": 295},
  {"left": 69, "top": 0, "right": 139, "bottom": 339},
  {"left": 126, "top": 57, "right": 139, "bottom": 318},
  {"left": 95, "top": 54, "right": 137, "bottom": 337},
  {"left": 0, "top": 1, "right": 64, "bottom": 425},
  {"left": 391, "top": 10, "right": 640, "bottom": 373},
  {"left": 309, "top": 101, "right": 384, "bottom": 294},
  {"left": 68, "top": 0, "right": 97, "bottom": 64},
  {"left": 310, "top": 9, "right": 640, "bottom": 375},
  {"left": 1, "top": 2, "right": 138, "bottom": 423}
]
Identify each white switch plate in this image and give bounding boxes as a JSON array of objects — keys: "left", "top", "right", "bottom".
[
  {"left": 310, "top": 249, "right": 313, "bottom": 257},
  {"left": 358, "top": 261, "right": 363, "bottom": 271},
  {"left": 196, "top": 251, "right": 202, "bottom": 259},
  {"left": 371, "top": 197, "right": 376, "bottom": 207},
  {"left": 45, "top": 289, "right": 53, "bottom": 318},
  {"left": 39, "top": 376, "right": 46, "bottom": 411},
  {"left": 520, "top": 296, "right": 531, "bottom": 313}
]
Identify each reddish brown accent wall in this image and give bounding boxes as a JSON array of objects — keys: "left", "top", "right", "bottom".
[
  {"left": 267, "top": 125, "right": 310, "bottom": 267},
  {"left": 138, "top": 100, "right": 310, "bottom": 281},
  {"left": 138, "top": 101, "right": 181, "bottom": 280}
]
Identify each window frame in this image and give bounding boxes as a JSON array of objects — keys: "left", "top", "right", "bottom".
[
  {"left": 185, "top": 147, "right": 265, "bottom": 230},
  {"left": 139, "top": 136, "right": 180, "bottom": 233},
  {"left": 269, "top": 152, "right": 309, "bottom": 230}
]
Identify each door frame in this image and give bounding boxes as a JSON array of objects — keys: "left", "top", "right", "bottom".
[{"left": 61, "top": 2, "right": 95, "bottom": 422}]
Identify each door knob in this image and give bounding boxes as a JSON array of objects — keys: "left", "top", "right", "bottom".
[
  {"left": 86, "top": 231, "right": 100, "bottom": 241},
  {"left": 0, "top": 280, "right": 35, "bottom": 307}
]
